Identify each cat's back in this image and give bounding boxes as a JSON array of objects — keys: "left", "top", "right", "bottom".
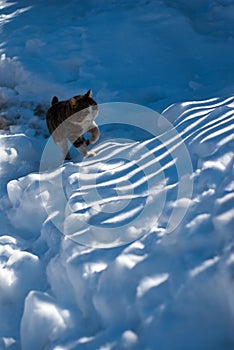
[
  {"left": 46, "top": 97, "right": 71, "bottom": 133},
  {"left": 46, "top": 96, "right": 67, "bottom": 118}
]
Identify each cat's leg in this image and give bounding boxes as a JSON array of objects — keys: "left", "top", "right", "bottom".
[
  {"left": 57, "top": 140, "right": 71, "bottom": 160},
  {"left": 73, "top": 137, "right": 96, "bottom": 158},
  {"left": 87, "top": 122, "right": 100, "bottom": 145}
]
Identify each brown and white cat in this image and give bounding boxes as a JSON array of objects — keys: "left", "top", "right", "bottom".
[{"left": 46, "top": 89, "right": 99, "bottom": 160}]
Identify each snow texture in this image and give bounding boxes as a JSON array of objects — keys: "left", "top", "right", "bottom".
[{"left": 0, "top": 1, "right": 234, "bottom": 349}]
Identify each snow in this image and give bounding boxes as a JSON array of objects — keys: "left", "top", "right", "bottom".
[
  {"left": 21, "top": 291, "right": 72, "bottom": 350},
  {"left": 0, "top": 0, "right": 234, "bottom": 349}
]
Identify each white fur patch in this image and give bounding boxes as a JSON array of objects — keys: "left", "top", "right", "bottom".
[{"left": 70, "top": 107, "right": 98, "bottom": 134}]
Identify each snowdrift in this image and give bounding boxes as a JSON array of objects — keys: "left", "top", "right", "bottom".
[
  {"left": 1, "top": 96, "right": 234, "bottom": 349},
  {"left": 0, "top": 0, "right": 234, "bottom": 349}
]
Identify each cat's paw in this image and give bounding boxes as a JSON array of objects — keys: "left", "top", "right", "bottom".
[
  {"left": 65, "top": 153, "right": 72, "bottom": 161},
  {"left": 86, "top": 151, "right": 97, "bottom": 158}
]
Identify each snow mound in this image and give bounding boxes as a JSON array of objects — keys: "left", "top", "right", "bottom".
[
  {"left": 0, "top": 0, "right": 234, "bottom": 348},
  {"left": 2, "top": 95, "right": 234, "bottom": 349},
  {"left": 0, "top": 134, "right": 40, "bottom": 188},
  {"left": 21, "top": 291, "right": 72, "bottom": 350},
  {"left": 0, "top": 54, "right": 29, "bottom": 90},
  {"left": 165, "top": 0, "right": 234, "bottom": 38},
  {"left": 0, "top": 242, "right": 46, "bottom": 345}
]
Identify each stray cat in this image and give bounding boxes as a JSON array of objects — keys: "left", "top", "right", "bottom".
[{"left": 46, "top": 89, "right": 99, "bottom": 160}]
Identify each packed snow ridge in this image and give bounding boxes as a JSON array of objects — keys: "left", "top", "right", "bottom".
[
  {"left": 1, "top": 97, "right": 234, "bottom": 350},
  {"left": 0, "top": 1, "right": 234, "bottom": 350}
]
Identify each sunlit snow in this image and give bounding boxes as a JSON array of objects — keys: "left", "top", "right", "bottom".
[{"left": 0, "top": 1, "right": 234, "bottom": 349}]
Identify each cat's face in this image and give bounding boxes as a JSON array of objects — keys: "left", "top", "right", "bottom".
[{"left": 69, "top": 89, "right": 98, "bottom": 118}]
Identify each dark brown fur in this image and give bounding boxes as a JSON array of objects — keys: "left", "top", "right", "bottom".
[{"left": 46, "top": 90, "right": 99, "bottom": 160}]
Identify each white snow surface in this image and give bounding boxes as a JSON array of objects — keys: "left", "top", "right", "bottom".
[{"left": 0, "top": 1, "right": 234, "bottom": 349}]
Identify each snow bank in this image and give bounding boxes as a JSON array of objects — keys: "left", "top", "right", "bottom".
[
  {"left": 1, "top": 95, "right": 232, "bottom": 349},
  {"left": 46, "top": 96, "right": 233, "bottom": 349},
  {"left": 0, "top": 0, "right": 234, "bottom": 349}
]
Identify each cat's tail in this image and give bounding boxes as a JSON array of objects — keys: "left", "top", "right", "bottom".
[{"left": 51, "top": 96, "right": 59, "bottom": 105}]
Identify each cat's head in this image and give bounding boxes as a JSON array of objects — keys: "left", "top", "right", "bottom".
[{"left": 69, "top": 89, "right": 98, "bottom": 118}]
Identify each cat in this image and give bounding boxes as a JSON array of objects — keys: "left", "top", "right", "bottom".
[{"left": 46, "top": 89, "right": 99, "bottom": 160}]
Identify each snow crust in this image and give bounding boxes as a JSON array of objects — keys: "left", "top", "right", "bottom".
[{"left": 0, "top": 1, "right": 234, "bottom": 349}]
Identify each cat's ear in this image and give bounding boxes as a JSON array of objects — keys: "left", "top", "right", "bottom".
[
  {"left": 51, "top": 96, "right": 59, "bottom": 105},
  {"left": 86, "top": 89, "right": 92, "bottom": 98},
  {"left": 69, "top": 97, "right": 76, "bottom": 107}
]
